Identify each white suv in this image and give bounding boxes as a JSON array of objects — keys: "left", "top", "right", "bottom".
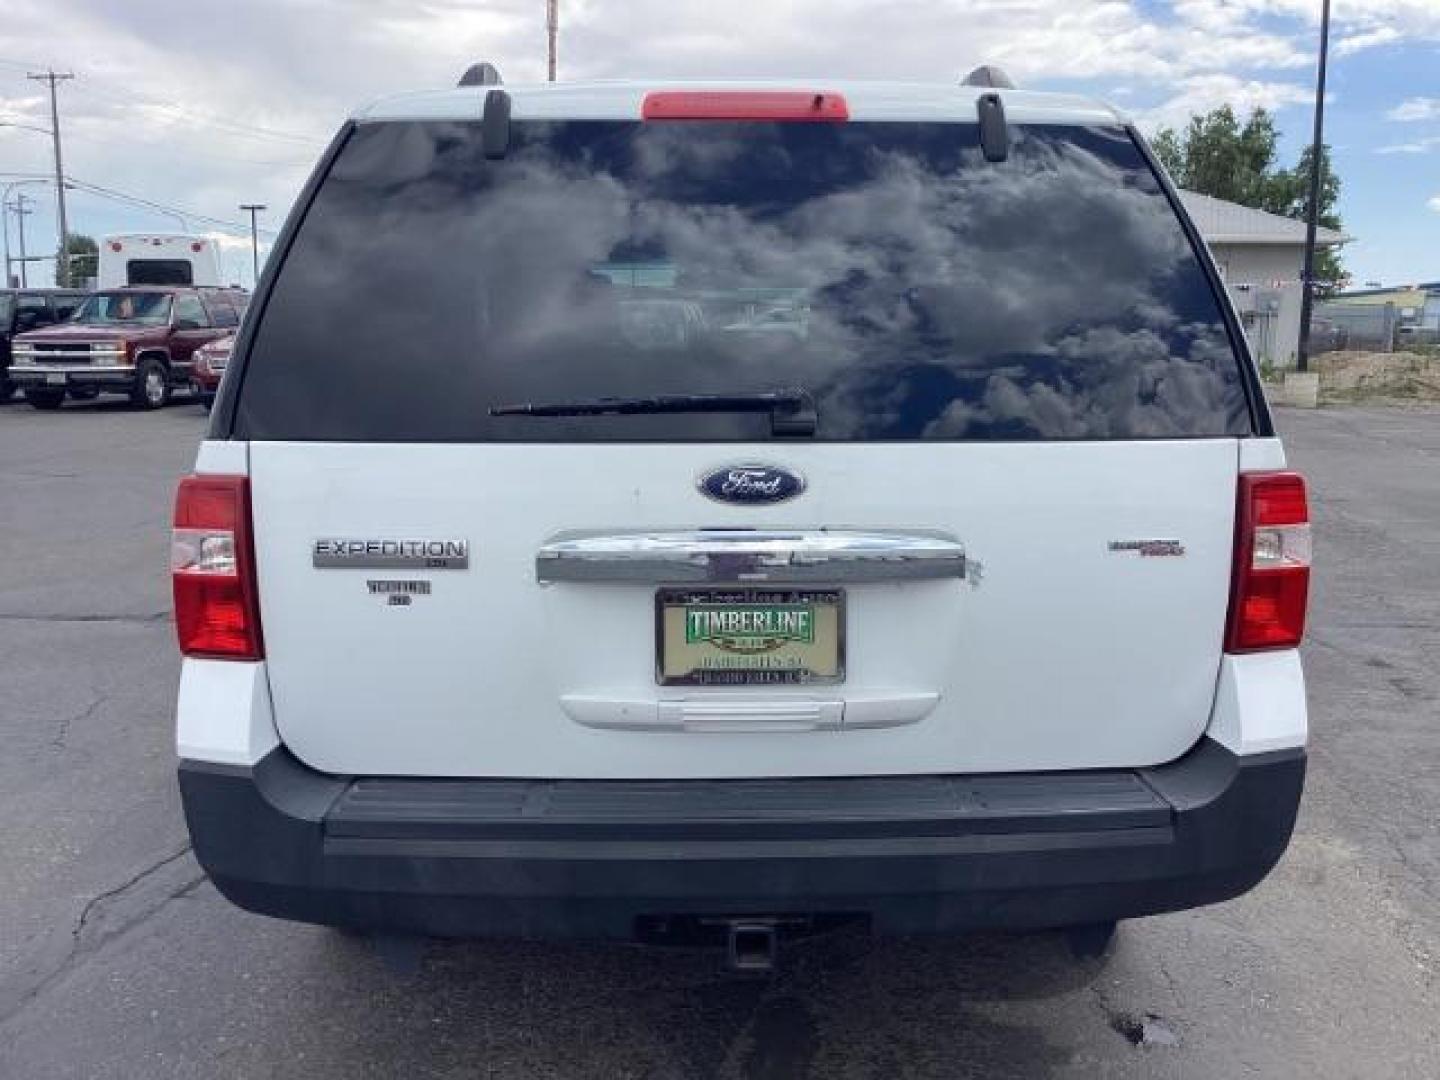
[{"left": 173, "top": 71, "right": 1308, "bottom": 963}]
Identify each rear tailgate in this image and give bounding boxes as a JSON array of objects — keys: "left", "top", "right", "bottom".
[
  {"left": 226, "top": 100, "right": 1261, "bottom": 780},
  {"left": 250, "top": 439, "right": 1236, "bottom": 777}
]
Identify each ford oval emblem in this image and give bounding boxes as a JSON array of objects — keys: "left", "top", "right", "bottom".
[{"left": 698, "top": 464, "right": 806, "bottom": 505}]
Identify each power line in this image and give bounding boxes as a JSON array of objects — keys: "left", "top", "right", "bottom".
[
  {"left": 65, "top": 74, "right": 327, "bottom": 147},
  {"left": 0, "top": 172, "right": 283, "bottom": 241},
  {"left": 0, "top": 56, "right": 53, "bottom": 71},
  {"left": 6, "top": 54, "right": 327, "bottom": 148},
  {"left": 4, "top": 106, "right": 312, "bottom": 168},
  {"left": 65, "top": 177, "right": 279, "bottom": 238}
]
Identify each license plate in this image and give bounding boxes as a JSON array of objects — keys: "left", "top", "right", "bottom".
[
  {"left": 656, "top": 588, "right": 844, "bottom": 686},
  {"left": 45, "top": 373, "right": 66, "bottom": 386}
]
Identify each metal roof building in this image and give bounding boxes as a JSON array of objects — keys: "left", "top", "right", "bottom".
[{"left": 1179, "top": 191, "right": 1347, "bottom": 248}]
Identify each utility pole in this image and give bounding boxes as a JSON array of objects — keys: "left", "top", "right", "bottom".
[
  {"left": 547, "top": 0, "right": 559, "bottom": 82},
  {"left": 14, "top": 193, "right": 34, "bottom": 287},
  {"left": 239, "top": 203, "right": 267, "bottom": 285},
  {"left": 1295, "top": 0, "right": 1331, "bottom": 375},
  {"left": 28, "top": 70, "right": 74, "bottom": 287}
]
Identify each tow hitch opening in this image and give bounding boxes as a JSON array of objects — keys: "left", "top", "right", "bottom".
[{"left": 726, "top": 922, "right": 779, "bottom": 974}]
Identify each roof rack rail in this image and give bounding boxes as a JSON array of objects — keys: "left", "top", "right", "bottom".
[
  {"left": 459, "top": 62, "right": 503, "bottom": 87},
  {"left": 962, "top": 65, "right": 1015, "bottom": 89}
]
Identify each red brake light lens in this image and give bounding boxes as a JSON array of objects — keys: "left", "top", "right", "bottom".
[
  {"left": 1225, "top": 472, "right": 1311, "bottom": 652},
  {"left": 642, "top": 90, "right": 849, "bottom": 122},
  {"left": 172, "top": 475, "right": 263, "bottom": 659}
]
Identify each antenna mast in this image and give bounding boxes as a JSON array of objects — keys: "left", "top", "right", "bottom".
[{"left": 546, "top": 0, "right": 558, "bottom": 82}]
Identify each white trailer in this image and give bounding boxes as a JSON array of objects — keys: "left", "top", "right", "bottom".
[{"left": 98, "top": 234, "right": 222, "bottom": 289}]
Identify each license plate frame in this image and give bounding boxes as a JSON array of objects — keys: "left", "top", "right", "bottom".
[
  {"left": 655, "top": 587, "right": 845, "bottom": 687},
  {"left": 45, "top": 373, "right": 66, "bottom": 386}
]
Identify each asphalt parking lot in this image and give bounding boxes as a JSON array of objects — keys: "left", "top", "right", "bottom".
[{"left": 1, "top": 397, "right": 1437, "bottom": 1079}]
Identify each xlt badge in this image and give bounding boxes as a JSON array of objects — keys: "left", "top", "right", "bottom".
[{"left": 312, "top": 538, "right": 469, "bottom": 569}]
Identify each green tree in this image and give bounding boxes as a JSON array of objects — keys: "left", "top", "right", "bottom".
[
  {"left": 1260, "top": 145, "right": 1345, "bottom": 293},
  {"left": 61, "top": 232, "right": 98, "bottom": 287},
  {"left": 1153, "top": 107, "right": 1346, "bottom": 291}
]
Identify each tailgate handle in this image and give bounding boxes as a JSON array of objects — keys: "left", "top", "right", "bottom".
[
  {"left": 559, "top": 693, "right": 938, "bottom": 732},
  {"left": 537, "top": 530, "right": 965, "bottom": 584}
]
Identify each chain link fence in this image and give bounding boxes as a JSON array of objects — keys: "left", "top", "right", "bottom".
[{"left": 1311, "top": 302, "right": 1401, "bottom": 354}]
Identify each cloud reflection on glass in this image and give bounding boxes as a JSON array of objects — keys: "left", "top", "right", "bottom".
[{"left": 239, "top": 119, "right": 1251, "bottom": 442}]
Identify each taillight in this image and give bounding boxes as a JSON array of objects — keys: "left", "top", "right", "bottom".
[
  {"left": 1225, "top": 472, "right": 1310, "bottom": 652},
  {"left": 641, "top": 90, "right": 849, "bottom": 121},
  {"left": 172, "top": 475, "right": 264, "bottom": 659}
]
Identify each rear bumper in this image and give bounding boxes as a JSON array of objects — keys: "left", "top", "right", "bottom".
[{"left": 180, "top": 737, "right": 1304, "bottom": 939}]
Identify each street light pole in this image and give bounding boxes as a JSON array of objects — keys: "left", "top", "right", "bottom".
[
  {"left": 27, "top": 70, "right": 74, "bottom": 287},
  {"left": 239, "top": 203, "right": 266, "bottom": 285},
  {"left": 1295, "top": 0, "right": 1331, "bottom": 375},
  {"left": 1, "top": 178, "right": 51, "bottom": 287},
  {"left": 14, "top": 192, "right": 34, "bottom": 287}
]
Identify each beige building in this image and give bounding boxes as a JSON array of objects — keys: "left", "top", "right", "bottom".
[{"left": 1180, "top": 191, "right": 1349, "bottom": 367}]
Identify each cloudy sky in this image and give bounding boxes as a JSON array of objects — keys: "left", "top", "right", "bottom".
[{"left": 1, "top": 0, "right": 1437, "bottom": 288}]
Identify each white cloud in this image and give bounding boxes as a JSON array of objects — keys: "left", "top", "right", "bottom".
[
  {"left": 0, "top": 0, "right": 1437, "bottom": 287},
  {"left": 1378, "top": 136, "right": 1440, "bottom": 154},
  {"left": 1387, "top": 97, "right": 1440, "bottom": 121},
  {"left": 1335, "top": 26, "right": 1403, "bottom": 56},
  {"left": 1138, "top": 74, "right": 1314, "bottom": 132},
  {"left": 1428, "top": 195, "right": 1440, "bottom": 214}
]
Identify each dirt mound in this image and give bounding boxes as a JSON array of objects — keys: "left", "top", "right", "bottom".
[{"left": 1315, "top": 351, "right": 1440, "bottom": 405}]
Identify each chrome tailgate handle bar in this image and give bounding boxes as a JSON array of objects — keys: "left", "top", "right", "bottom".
[{"left": 536, "top": 530, "right": 965, "bottom": 584}]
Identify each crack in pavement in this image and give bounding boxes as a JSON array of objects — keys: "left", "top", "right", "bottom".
[
  {"left": 50, "top": 695, "right": 107, "bottom": 751},
  {"left": 71, "top": 845, "right": 196, "bottom": 943},
  {"left": 0, "top": 844, "right": 202, "bottom": 1028}
]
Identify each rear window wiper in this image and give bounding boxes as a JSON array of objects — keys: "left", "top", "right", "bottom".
[{"left": 490, "top": 388, "right": 818, "bottom": 436}]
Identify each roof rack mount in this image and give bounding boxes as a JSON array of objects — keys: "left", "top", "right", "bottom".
[
  {"left": 977, "top": 93, "right": 1008, "bottom": 163},
  {"left": 483, "top": 88, "right": 512, "bottom": 159}
]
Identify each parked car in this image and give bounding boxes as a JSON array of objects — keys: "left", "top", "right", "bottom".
[
  {"left": 174, "top": 73, "right": 1308, "bottom": 968},
  {"left": 0, "top": 288, "right": 88, "bottom": 399},
  {"left": 9, "top": 286, "right": 246, "bottom": 410},
  {"left": 191, "top": 334, "right": 234, "bottom": 409}
]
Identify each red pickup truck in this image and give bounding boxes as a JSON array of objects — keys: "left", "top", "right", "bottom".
[{"left": 9, "top": 286, "right": 246, "bottom": 410}]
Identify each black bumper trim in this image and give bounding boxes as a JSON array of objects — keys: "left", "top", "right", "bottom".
[{"left": 179, "top": 739, "right": 1304, "bottom": 939}]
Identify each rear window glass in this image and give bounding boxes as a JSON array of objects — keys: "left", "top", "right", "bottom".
[
  {"left": 74, "top": 291, "right": 173, "bottom": 326},
  {"left": 234, "top": 120, "right": 1252, "bottom": 441},
  {"left": 128, "top": 259, "right": 193, "bottom": 286}
]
